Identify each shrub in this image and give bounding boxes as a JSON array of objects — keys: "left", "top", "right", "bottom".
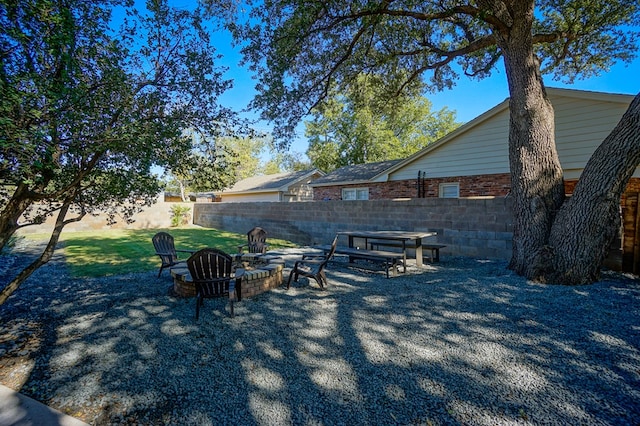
[{"left": 170, "top": 205, "right": 191, "bottom": 227}]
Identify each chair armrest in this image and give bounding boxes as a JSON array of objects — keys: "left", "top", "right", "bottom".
[
  {"left": 301, "top": 253, "right": 325, "bottom": 260},
  {"left": 176, "top": 249, "right": 196, "bottom": 254},
  {"left": 296, "top": 258, "right": 326, "bottom": 266},
  {"left": 237, "top": 244, "right": 269, "bottom": 254}
]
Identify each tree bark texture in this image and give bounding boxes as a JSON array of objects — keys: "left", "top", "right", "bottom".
[
  {"left": 547, "top": 93, "right": 640, "bottom": 284},
  {"left": 0, "top": 183, "right": 35, "bottom": 251},
  {"left": 498, "top": 2, "right": 566, "bottom": 279}
]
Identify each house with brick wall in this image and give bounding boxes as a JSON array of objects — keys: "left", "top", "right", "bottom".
[
  {"left": 312, "top": 87, "right": 640, "bottom": 271},
  {"left": 311, "top": 160, "right": 402, "bottom": 201},
  {"left": 219, "top": 169, "right": 324, "bottom": 202},
  {"left": 312, "top": 87, "right": 636, "bottom": 201}
]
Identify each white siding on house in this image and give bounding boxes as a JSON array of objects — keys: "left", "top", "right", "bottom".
[
  {"left": 553, "top": 96, "right": 632, "bottom": 178},
  {"left": 387, "top": 89, "right": 635, "bottom": 182},
  {"left": 390, "top": 108, "right": 511, "bottom": 181}
]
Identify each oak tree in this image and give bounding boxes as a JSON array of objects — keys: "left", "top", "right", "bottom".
[
  {"left": 208, "top": 0, "right": 640, "bottom": 284},
  {"left": 305, "top": 74, "right": 459, "bottom": 171}
]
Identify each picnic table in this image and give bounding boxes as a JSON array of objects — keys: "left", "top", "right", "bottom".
[{"left": 338, "top": 230, "right": 439, "bottom": 267}]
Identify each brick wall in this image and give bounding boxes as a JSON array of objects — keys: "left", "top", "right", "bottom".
[
  {"left": 193, "top": 197, "right": 515, "bottom": 260},
  {"left": 313, "top": 173, "right": 607, "bottom": 201},
  {"left": 619, "top": 178, "right": 640, "bottom": 272},
  {"left": 313, "top": 173, "right": 513, "bottom": 200}
]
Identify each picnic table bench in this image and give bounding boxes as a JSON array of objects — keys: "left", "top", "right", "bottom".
[
  {"left": 367, "top": 240, "right": 446, "bottom": 262},
  {"left": 315, "top": 244, "right": 405, "bottom": 278}
]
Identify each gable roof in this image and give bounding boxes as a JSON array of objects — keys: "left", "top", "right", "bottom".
[
  {"left": 311, "top": 160, "right": 403, "bottom": 187},
  {"left": 222, "top": 169, "right": 324, "bottom": 194},
  {"left": 372, "top": 87, "right": 636, "bottom": 181}
]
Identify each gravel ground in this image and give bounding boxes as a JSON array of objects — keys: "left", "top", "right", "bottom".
[{"left": 1, "top": 239, "right": 640, "bottom": 426}]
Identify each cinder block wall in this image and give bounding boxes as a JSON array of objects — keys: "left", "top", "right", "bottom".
[
  {"left": 17, "top": 197, "right": 193, "bottom": 234},
  {"left": 193, "top": 197, "right": 515, "bottom": 260}
]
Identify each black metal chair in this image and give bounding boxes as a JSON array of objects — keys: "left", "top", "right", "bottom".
[
  {"left": 187, "top": 248, "right": 242, "bottom": 319},
  {"left": 237, "top": 227, "right": 268, "bottom": 254},
  {"left": 287, "top": 235, "right": 338, "bottom": 290},
  {"left": 152, "top": 232, "right": 195, "bottom": 277}
]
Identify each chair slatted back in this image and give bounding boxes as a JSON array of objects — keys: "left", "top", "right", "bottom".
[
  {"left": 246, "top": 227, "right": 268, "bottom": 254},
  {"left": 319, "top": 235, "right": 339, "bottom": 269},
  {"left": 152, "top": 232, "right": 178, "bottom": 264},
  {"left": 187, "top": 248, "right": 233, "bottom": 298}
]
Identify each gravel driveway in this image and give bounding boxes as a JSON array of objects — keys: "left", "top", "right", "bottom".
[{"left": 1, "top": 242, "right": 639, "bottom": 425}]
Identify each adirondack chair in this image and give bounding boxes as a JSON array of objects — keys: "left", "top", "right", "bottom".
[
  {"left": 237, "top": 227, "right": 268, "bottom": 254},
  {"left": 286, "top": 235, "right": 338, "bottom": 290},
  {"left": 187, "top": 248, "right": 242, "bottom": 319},
  {"left": 152, "top": 232, "right": 195, "bottom": 278}
]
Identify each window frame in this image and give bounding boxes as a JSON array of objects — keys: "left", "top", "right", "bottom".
[
  {"left": 342, "top": 187, "right": 369, "bottom": 200},
  {"left": 439, "top": 182, "right": 460, "bottom": 198}
]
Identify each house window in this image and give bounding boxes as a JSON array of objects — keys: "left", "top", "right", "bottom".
[
  {"left": 342, "top": 187, "right": 369, "bottom": 200},
  {"left": 439, "top": 183, "right": 460, "bottom": 198}
]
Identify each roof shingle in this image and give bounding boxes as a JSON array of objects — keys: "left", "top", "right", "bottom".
[
  {"left": 224, "top": 169, "right": 322, "bottom": 193},
  {"left": 311, "top": 160, "right": 402, "bottom": 185}
]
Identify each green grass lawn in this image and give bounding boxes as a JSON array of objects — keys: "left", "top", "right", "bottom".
[{"left": 23, "top": 227, "right": 297, "bottom": 278}]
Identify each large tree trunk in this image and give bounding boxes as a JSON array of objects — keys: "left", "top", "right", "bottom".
[
  {"left": 499, "top": 1, "right": 565, "bottom": 280},
  {"left": 547, "top": 93, "right": 640, "bottom": 284},
  {"left": 0, "top": 183, "right": 34, "bottom": 251}
]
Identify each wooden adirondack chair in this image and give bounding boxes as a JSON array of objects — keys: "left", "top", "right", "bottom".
[
  {"left": 286, "top": 235, "right": 338, "bottom": 290},
  {"left": 187, "top": 248, "right": 242, "bottom": 319},
  {"left": 237, "top": 227, "right": 268, "bottom": 254},
  {"left": 152, "top": 232, "right": 195, "bottom": 278}
]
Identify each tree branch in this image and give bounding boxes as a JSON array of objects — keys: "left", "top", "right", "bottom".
[{"left": 0, "top": 198, "right": 73, "bottom": 305}]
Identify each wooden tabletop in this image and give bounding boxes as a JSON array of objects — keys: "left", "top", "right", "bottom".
[{"left": 337, "top": 230, "right": 436, "bottom": 240}]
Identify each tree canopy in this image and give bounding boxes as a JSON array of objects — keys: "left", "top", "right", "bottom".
[
  {"left": 0, "top": 0, "right": 240, "bottom": 303},
  {"left": 305, "top": 74, "right": 460, "bottom": 171},
  {"left": 165, "top": 134, "right": 311, "bottom": 198},
  {"left": 208, "top": 0, "right": 640, "bottom": 284},
  {"left": 167, "top": 132, "right": 241, "bottom": 201},
  {"left": 211, "top": 0, "right": 638, "bottom": 142}
]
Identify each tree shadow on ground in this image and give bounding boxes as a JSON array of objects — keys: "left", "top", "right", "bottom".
[{"left": 1, "top": 252, "right": 639, "bottom": 425}]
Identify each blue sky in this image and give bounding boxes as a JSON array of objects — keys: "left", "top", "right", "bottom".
[
  {"left": 146, "top": 2, "right": 638, "bottom": 158},
  {"left": 215, "top": 28, "right": 639, "bottom": 157}
]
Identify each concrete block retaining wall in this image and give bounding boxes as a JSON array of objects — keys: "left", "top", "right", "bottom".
[
  {"left": 193, "top": 197, "right": 515, "bottom": 261},
  {"left": 17, "top": 197, "right": 192, "bottom": 234}
]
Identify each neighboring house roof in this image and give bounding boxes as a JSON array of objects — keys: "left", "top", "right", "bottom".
[
  {"left": 311, "top": 160, "right": 403, "bottom": 187},
  {"left": 164, "top": 191, "right": 216, "bottom": 198},
  {"left": 371, "top": 87, "right": 635, "bottom": 182},
  {"left": 221, "top": 169, "right": 324, "bottom": 195}
]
